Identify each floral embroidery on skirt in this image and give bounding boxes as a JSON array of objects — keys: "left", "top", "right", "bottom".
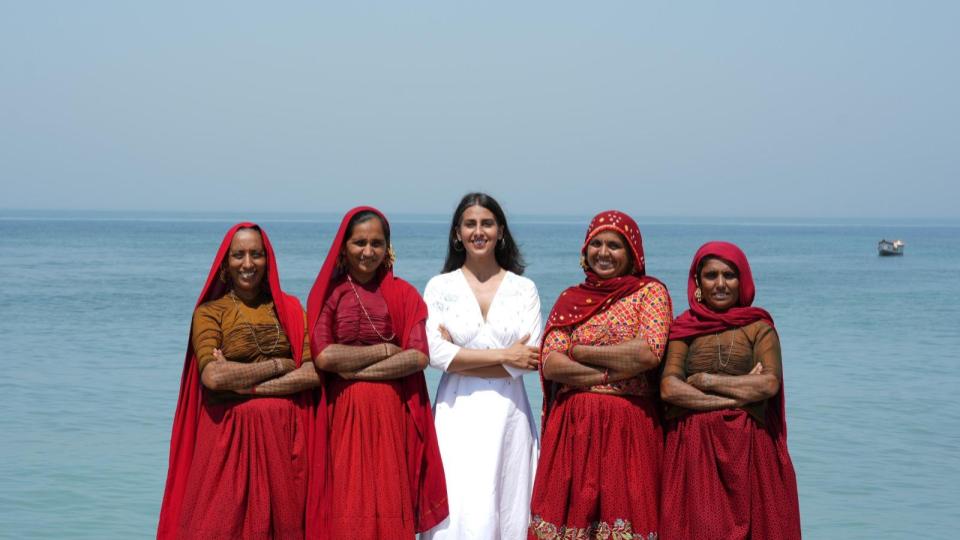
[{"left": 530, "top": 515, "right": 657, "bottom": 540}]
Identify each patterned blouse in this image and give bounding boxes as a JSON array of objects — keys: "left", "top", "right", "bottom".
[{"left": 542, "top": 282, "right": 673, "bottom": 397}]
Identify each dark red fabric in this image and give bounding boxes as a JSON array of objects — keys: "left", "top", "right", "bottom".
[
  {"left": 529, "top": 392, "right": 662, "bottom": 539},
  {"left": 661, "top": 410, "right": 801, "bottom": 539},
  {"left": 540, "top": 210, "right": 662, "bottom": 417},
  {"left": 176, "top": 398, "right": 306, "bottom": 539},
  {"left": 158, "top": 223, "right": 322, "bottom": 539},
  {"left": 661, "top": 241, "right": 800, "bottom": 539},
  {"left": 669, "top": 241, "right": 774, "bottom": 340},
  {"left": 306, "top": 207, "right": 448, "bottom": 534}
]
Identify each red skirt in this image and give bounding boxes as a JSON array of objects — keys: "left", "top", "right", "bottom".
[
  {"left": 326, "top": 378, "right": 416, "bottom": 539},
  {"left": 660, "top": 409, "right": 801, "bottom": 540},
  {"left": 529, "top": 391, "right": 662, "bottom": 540},
  {"left": 176, "top": 397, "right": 306, "bottom": 540}
]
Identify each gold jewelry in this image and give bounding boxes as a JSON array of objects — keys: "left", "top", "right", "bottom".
[
  {"left": 346, "top": 274, "right": 396, "bottom": 342},
  {"left": 579, "top": 254, "right": 589, "bottom": 270},
  {"left": 694, "top": 287, "right": 703, "bottom": 302},
  {"left": 229, "top": 291, "right": 282, "bottom": 355},
  {"left": 386, "top": 245, "right": 396, "bottom": 267},
  {"left": 219, "top": 268, "right": 228, "bottom": 283},
  {"left": 716, "top": 331, "right": 734, "bottom": 369}
]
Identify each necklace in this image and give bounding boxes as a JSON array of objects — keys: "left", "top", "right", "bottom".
[
  {"left": 715, "top": 330, "right": 735, "bottom": 369},
  {"left": 347, "top": 274, "right": 396, "bottom": 342},
  {"left": 229, "top": 291, "right": 282, "bottom": 355}
]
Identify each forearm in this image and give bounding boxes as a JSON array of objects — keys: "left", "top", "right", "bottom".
[
  {"left": 542, "top": 352, "right": 606, "bottom": 388},
  {"left": 571, "top": 338, "right": 660, "bottom": 375},
  {"left": 447, "top": 348, "right": 505, "bottom": 373},
  {"left": 345, "top": 350, "right": 427, "bottom": 381},
  {"left": 317, "top": 344, "right": 390, "bottom": 373},
  {"left": 201, "top": 358, "right": 289, "bottom": 391},
  {"left": 661, "top": 376, "right": 740, "bottom": 411},
  {"left": 694, "top": 373, "right": 779, "bottom": 403},
  {"left": 458, "top": 365, "right": 511, "bottom": 378},
  {"left": 247, "top": 362, "right": 323, "bottom": 396}
]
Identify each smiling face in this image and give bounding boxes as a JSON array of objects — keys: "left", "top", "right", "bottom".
[
  {"left": 342, "top": 216, "right": 387, "bottom": 284},
  {"left": 457, "top": 205, "right": 502, "bottom": 261},
  {"left": 225, "top": 228, "right": 267, "bottom": 297},
  {"left": 585, "top": 230, "right": 633, "bottom": 279},
  {"left": 698, "top": 256, "right": 740, "bottom": 311}
]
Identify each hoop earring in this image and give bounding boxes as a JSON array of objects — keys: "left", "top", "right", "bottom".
[
  {"left": 694, "top": 287, "right": 703, "bottom": 303},
  {"left": 497, "top": 237, "right": 505, "bottom": 250},
  {"left": 219, "top": 268, "right": 228, "bottom": 283},
  {"left": 453, "top": 239, "right": 464, "bottom": 252}
]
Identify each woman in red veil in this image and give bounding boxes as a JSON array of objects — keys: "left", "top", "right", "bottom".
[
  {"left": 157, "top": 223, "right": 327, "bottom": 539},
  {"left": 659, "top": 241, "right": 801, "bottom": 539},
  {"left": 307, "top": 207, "right": 447, "bottom": 539},
  {"left": 529, "top": 211, "right": 673, "bottom": 539}
]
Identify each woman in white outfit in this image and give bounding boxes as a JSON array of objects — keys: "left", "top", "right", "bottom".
[{"left": 423, "top": 193, "right": 543, "bottom": 540}]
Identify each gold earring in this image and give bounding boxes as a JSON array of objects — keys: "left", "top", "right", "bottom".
[
  {"left": 386, "top": 245, "right": 397, "bottom": 267},
  {"left": 219, "top": 268, "right": 227, "bottom": 283},
  {"left": 579, "top": 254, "right": 589, "bottom": 270},
  {"left": 694, "top": 287, "right": 703, "bottom": 302}
]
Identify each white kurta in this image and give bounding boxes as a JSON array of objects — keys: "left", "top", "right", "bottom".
[{"left": 422, "top": 269, "right": 542, "bottom": 540}]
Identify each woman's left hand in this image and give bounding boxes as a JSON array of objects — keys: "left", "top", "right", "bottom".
[
  {"left": 686, "top": 372, "right": 713, "bottom": 390},
  {"left": 438, "top": 324, "right": 453, "bottom": 343}
]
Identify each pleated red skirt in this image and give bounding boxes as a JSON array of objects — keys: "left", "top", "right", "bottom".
[
  {"left": 326, "top": 378, "right": 416, "bottom": 539},
  {"left": 176, "top": 397, "right": 306, "bottom": 540},
  {"left": 660, "top": 409, "right": 801, "bottom": 540},
  {"left": 529, "top": 391, "right": 662, "bottom": 540}
]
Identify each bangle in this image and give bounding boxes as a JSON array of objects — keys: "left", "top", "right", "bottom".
[
  {"left": 383, "top": 342, "right": 389, "bottom": 358},
  {"left": 601, "top": 369, "right": 609, "bottom": 385},
  {"left": 273, "top": 358, "right": 281, "bottom": 375}
]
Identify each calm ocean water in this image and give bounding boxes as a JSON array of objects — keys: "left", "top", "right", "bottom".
[{"left": 1, "top": 211, "right": 958, "bottom": 539}]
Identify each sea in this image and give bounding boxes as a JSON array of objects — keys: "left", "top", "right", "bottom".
[{"left": 1, "top": 210, "right": 958, "bottom": 539}]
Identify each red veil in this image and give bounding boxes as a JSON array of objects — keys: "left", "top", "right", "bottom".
[
  {"left": 156, "top": 223, "right": 325, "bottom": 539},
  {"left": 539, "top": 210, "right": 663, "bottom": 418},
  {"left": 306, "top": 207, "right": 448, "bottom": 533}
]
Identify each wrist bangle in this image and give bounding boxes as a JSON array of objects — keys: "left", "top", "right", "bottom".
[
  {"left": 273, "top": 358, "right": 281, "bottom": 375},
  {"left": 601, "top": 369, "right": 609, "bottom": 385}
]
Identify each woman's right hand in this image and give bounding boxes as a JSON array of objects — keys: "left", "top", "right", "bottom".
[
  {"left": 501, "top": 334, "right": 539, "bottom": 371},
  {"left": 272, "top": 357, "right": 297, "bottom": 373}
]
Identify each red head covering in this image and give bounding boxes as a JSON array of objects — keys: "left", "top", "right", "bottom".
[
  {"left": 306, "top": 206, "right": 448, "bottom": 532},
  {"left": 157, "top": 223, "right": 319, "bottom": 538},
  {"left": 669, "top": 241, "right": 774, "bottom": 340},
  {"left": 540, "top": 210, "right": 663, "bottom": 415}
]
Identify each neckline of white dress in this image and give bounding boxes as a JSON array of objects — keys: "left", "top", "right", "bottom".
[{"left": 456, "top": 268, "right": 511, "bottom": 324}]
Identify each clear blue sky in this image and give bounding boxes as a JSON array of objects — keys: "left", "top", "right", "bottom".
[{"left": 2, "top": 2, "right": 957, "bottom": 218}]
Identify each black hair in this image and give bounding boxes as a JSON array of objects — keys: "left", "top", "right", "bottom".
[
  {"left": 344, "top": 211, "right": 391, "bottom": 247},
  {"left": 695, "top": 255, "right": 738, "bottom": 285},
  {"left": 442, "top": 192, "right": 525, "bottom": 274}
]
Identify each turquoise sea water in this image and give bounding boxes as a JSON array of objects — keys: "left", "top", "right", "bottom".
[{"left": 1, "top": 211, "right": 958, "bottom": 539}]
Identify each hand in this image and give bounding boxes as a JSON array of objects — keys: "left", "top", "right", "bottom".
[
  {"left": 272, "top": 357, "right": 297, "bottom": 373},
  {"left": 686, "top": 372, "right": 712, "bottom": 390},
  {"left": 438, "top": 324, "right": 453, "bottom": 343},
  {"left": 501, "top": 334, "right": 540, "bottom": 371},
  {"left": 212, "top": 348, "right": 228, "bottom": 363}
]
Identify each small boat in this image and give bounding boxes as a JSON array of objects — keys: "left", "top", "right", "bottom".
[{"left": 878, "top": 239, "right": 904, "bottom": 256}]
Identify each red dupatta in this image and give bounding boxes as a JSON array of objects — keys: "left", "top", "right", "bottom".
[
  {"left": 306, "top": 206, "right": 448, "bottom": 533},
  {"left": 539, "top": 210, "right": 663, "bottom": 417},
  {"left": 157, "top": 223, "right": 321, "bottom": 538},
  {"left": 669, "top": 241, "right": 774, "bottom": 339}
]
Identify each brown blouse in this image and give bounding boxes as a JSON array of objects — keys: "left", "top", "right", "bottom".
[
  {"left": 192, "top": 293, "right": 310, "bottom": 402},
  {"left": 663, "top": 320, "right": 781, "bottom": 424}
]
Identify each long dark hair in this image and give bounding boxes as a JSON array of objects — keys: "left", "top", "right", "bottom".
[{"left": 442, "top": 192, "right": 525, "bottom": 274}]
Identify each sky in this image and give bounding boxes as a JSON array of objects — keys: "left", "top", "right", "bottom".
[{"left": 1, "top": 2, "right": 958, "bottom": 219}]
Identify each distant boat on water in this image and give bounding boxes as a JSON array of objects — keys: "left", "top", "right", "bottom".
[{"left": 878, "top": 239, "right": 904, "bottom": 256}]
